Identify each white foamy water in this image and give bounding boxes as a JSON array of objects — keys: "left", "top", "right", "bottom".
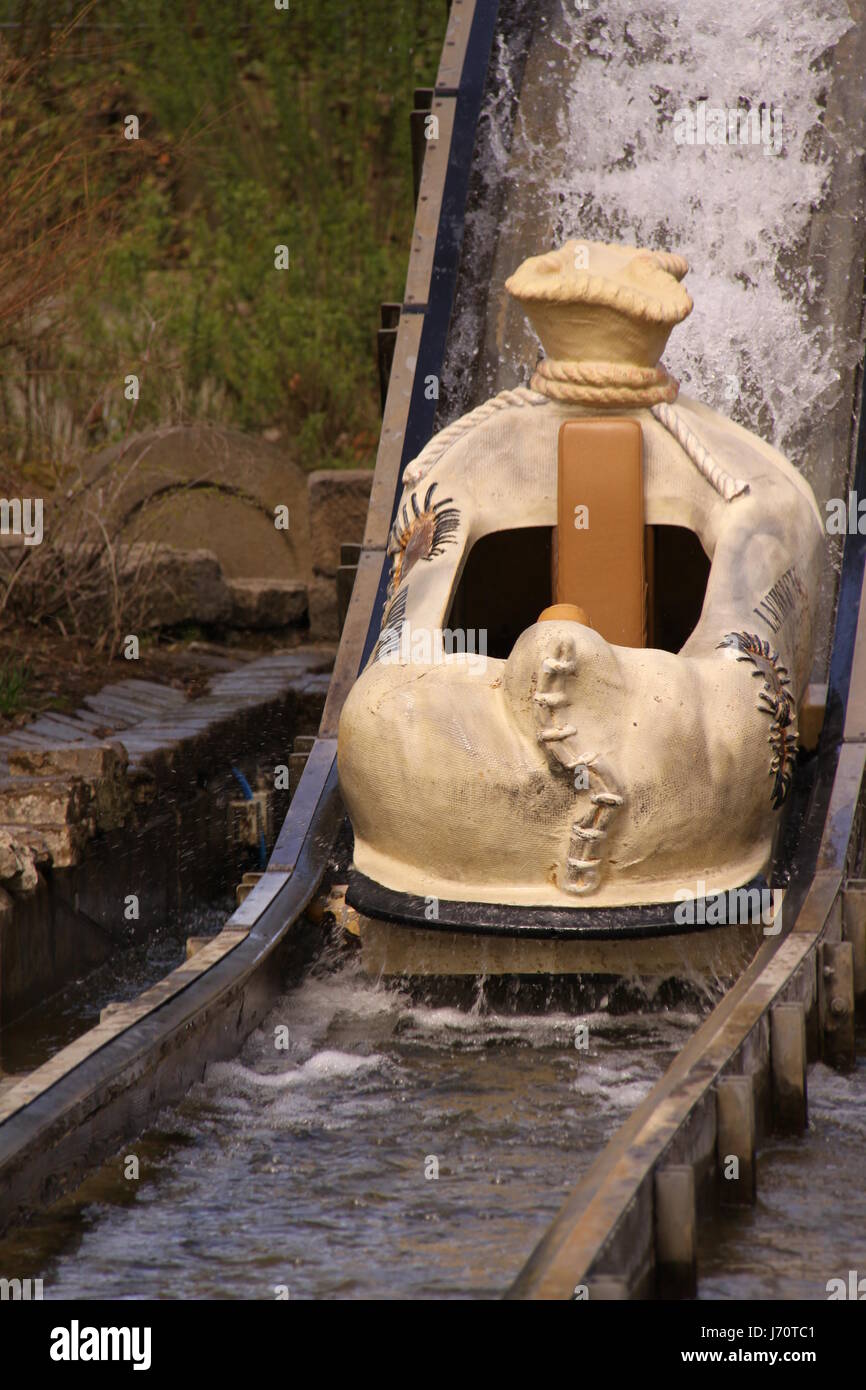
[
  {"left": 2, "top": 955, "right": 703, "bottom": 1299},
  {"left": 209, "top": 1050, "right": 387, "bottom": 1093},
  {"left": 466, "top": 0, "right": 860, "bottom": 454}
]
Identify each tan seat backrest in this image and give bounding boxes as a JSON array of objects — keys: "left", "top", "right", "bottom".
[{"left": 554, "top": 418, "right": 646, "bottom": 647}]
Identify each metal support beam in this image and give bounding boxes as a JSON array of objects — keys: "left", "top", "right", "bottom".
[
  {"left": 377, "top": 302, "right": 401, "bottom": 412},
  {"left": 410, "top": 87, "right": 434, "bottom": 206},
  {"left": 770, "top": 1001, "right": 808, "bottom": 1133},
  {"left": 842, "top": 882, "right": 866, "bottom": 1009},
  {"left": 819, "top": 940, "right": 856, "bottom": 1070},
  {"left": 654, "top": 1165, "right": 697, "bottom": 1298},
  {"left": 716, "top": 1075, "right": 756, "bottom": 1206},
  {"left": 336, "top": 543, "right": 361, "bottom": 634}
]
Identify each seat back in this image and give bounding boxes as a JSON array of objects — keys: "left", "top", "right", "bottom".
[{"left": 554, "top": 418, "right": 647, "bottom": 647}]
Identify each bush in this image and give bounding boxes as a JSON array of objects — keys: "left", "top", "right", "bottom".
[{"left": 0, "top": 0, "right": 446, "bottom": 476}]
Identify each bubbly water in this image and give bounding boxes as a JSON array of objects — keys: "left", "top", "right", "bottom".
[
  {"left": 2, "top": 954, "right": 862, "bottom": 1298},
  {"left": 554, "top": 0, "right": 855, "bottom": 446},
  {"left": 0, "top": 951, "right": 701, "bottom": 1299},
  {"left": 450, "top": 0, "right": 862, "bottom": 459}
]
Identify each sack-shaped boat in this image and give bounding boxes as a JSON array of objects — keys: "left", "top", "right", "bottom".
[{"left": 337, "top": 241, "right": 824, "bottom": 973}]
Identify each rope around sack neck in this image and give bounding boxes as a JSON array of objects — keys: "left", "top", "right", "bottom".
[
  {"left": 399, "top": 384, "right": 749, "bottom": 505},
  {"left": 530, "top": 357, "right": 678, "bottom": 406},
  {"left": 528, "top": 363, "right": 750, "bottom": 501},
  {"left": 401, "top": 386, "right": 548, "bottom": 488},
  {"left": 650, "top": 401, "right": 750, "bottom": 502}
]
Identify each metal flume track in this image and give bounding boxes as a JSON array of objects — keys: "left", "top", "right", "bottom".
[
  {"left": 508, "top": 387, "right": 866, "bottom": 1298},
  {"left": 0, "top": 0, "right": 497, "bottom": 1239}
]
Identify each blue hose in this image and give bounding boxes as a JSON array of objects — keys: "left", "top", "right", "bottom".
[{"left": 231, "top": 765, "right": 267, "bottom": 869}]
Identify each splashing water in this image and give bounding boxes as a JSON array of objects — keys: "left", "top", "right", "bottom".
[
  {"left": 560, "top": 0, "right": 855, "bottom": 446},
  {"left": 456, "top": 0, "right": 860, "bottom": 456},
  {"left": 0, "top": 955, "right": 704, "bottom": 1299}
]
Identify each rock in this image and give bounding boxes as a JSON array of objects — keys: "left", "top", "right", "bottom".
[
  {"left": 5, "top": 741, "right": 132, "bottom": 832},
  {"left": 91, "top": 775, "right": 133, "bottom": 833},
  {"left": 46, "top": 545, "right": 311, "bottom": 633},
  {"left": 2, "top": 822, "right": 90, "bottom": 870},
  {"left": 119, "top": 544, "right": 232, "bottom": 627},
  {"left": 0, "top": 832, "right": 21, "bottom": 880},
  {"left": 0, "top": 737, "right": 136, "bottom": 867},
  {"left": 306, "top": 573, "right": 341, "bottom": 642},
  {"left": 77, "top": 424, "right": 312, "bottom": 582},
  {"left": 127, "top": 766, "right": 158, "bottom": 807},
  {"left": 7, "top": 741, "right": 128, "bottom": 781},
  {"left": 16, "top": 426, "right": 316, "bottom": 637},
  {"left": 0, "top": 829, "right": 42, "bottom": 892},
  {"left": 29, "top": 542, "right": 232, "bottom": 632},
  {"left": 0, "top": 776, "right": 93, "bottom": 828},
  {"left": 307, "top": 469, "right": 373, "bottom": 579},
  {"left": 226, "top": 577, "right": 308, "bottom": 629}
]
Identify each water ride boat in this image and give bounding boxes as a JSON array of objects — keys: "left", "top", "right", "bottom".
[{"left": 338, "top": 240, "right": 824, "bottom": 977}]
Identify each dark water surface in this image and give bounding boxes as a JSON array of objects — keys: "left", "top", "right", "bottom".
[
  {"left": 699, "top": 1032, "right": 866, "bottom": 1301},
  {"left": 0, "top": 899, "right": 231, "bottom": 1076},
  {"left": 2, "top": 948, "right": 864, "bottom": 1299},
  {"left": 0, "top": 950, "right": 702, "bottom": 1299}
]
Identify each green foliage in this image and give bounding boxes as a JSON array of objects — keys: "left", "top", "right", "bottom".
[
  {"left": 3, "top": 0, "right": 446, "bottom": 471},
  {"left": 0, "top": 657, "right": 30, "bottom": 716}
]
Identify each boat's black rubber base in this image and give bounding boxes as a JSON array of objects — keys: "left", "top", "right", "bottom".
[{"left": 346, "top": 869, "right": 772, "bottom": 941}]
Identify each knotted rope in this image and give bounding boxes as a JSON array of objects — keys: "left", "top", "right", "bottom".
[
  {"left": 530, "top": 357, "right": 679, "bottom": 406},
  {"left": 651, "top": 401, "right": 750, "bottom": 501}
]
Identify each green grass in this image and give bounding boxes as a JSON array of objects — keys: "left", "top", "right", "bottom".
[
  {"left": 1, "top": 0, "right": 447, "bottom": 475},
  {"left": 0, "top": 658, "right": 31, "bottom": 716}
]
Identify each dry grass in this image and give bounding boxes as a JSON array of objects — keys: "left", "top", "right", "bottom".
[{"left": 0, "top": 5, "right": 150, "bottom": 467}]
